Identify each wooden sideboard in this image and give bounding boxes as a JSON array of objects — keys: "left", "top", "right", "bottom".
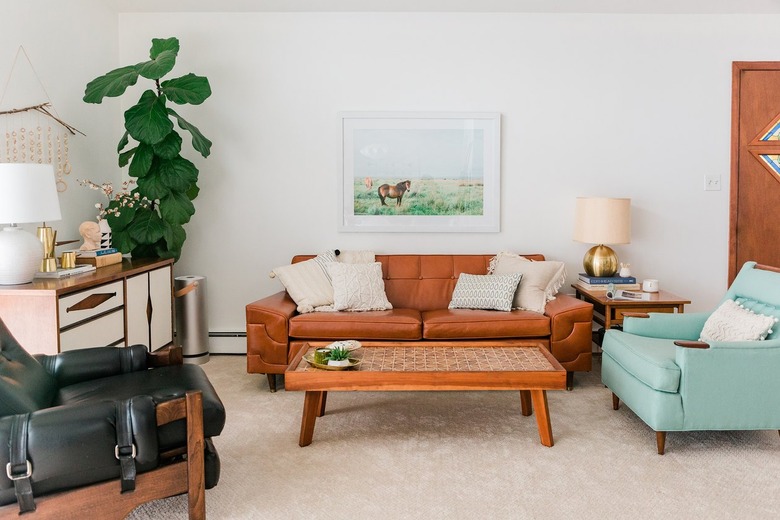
[{"left": 0, "top": 257, "right": 174, "bottom": 355}]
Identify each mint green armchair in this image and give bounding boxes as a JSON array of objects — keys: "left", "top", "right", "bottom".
[{"left": 601, "top": 262, "right": 780, "bottom": 454}]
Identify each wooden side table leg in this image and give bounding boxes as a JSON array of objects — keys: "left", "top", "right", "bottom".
[
  {"left": 299, "top": 391, "right": 322, "bottom": 447},
  {"left": 519, "top": 390, "right": 532, "bottom": 416},
  {"left": 530, "top": 390, "right": 554, "bottom": 447}
]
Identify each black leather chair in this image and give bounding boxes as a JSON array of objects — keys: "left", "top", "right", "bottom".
[{"left": 0, "top": 316, "right": 225, "bottom": 519}]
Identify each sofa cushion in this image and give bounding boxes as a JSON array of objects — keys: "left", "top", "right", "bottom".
[
  {"left": 422, "top": 309, "right": 550, "bottom": 339},
  {"left": 489, "top": 252, "right": 566, "bottom": 314},
  {"left": 448, "top": 272, "right": 522, "bottom": 312},
  {"left": 271, "top": 250, "right": 336, "bottom": 313},
  {"left": 290, "top": 309, "right": 422, "bottom": 340},
  {"left": 327, "top": 262, "right": 392, "bottom": 311},
  {"left": 602, "top": 330, "right": 681, "bottom": 393}
]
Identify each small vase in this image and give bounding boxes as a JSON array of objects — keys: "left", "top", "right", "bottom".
[{"left": 98, "top": 219, "right": 112, "bottom": 249}]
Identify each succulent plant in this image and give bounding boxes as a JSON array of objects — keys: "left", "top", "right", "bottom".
[{"left": 328, "top": 346, "right": 351, "bottom": 362}]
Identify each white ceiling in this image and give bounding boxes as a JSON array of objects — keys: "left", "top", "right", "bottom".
[{"left": 116, "top": 0, "right": 780, "bottom": 14}]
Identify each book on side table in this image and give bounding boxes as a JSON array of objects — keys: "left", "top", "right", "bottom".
[
  {"left": 35, "top": 265, "right": 97, "bottom": 279},
  {"left": 75, "top": 251, "right": 123, "bottom": 267}
]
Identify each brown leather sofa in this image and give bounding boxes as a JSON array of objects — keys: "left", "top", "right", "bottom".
[{"left": 246, "top": 254, "right": 594, "bottom": 390}]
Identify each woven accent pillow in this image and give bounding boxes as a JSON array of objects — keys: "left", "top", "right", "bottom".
[
  {"left": 327, "top": 262, "right": 392, "bottom": 312},
  {"left": 448, "top": 273, "right": 523, "bottom": 312},
  {"left": 699, "top": 299, "right": 778, "bottom": 342},
  {"left": 488, "top": 252, "right": 566, "bottom": 314},
  {"left": 270, "top": 250, "right": 337, "bottom": 314}
]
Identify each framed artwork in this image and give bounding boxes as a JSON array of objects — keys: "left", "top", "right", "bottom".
[{"left": 338, "top": 111, "right": 501, "bottom": 232}]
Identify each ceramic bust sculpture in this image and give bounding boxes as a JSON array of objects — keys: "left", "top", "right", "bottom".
[
  {"left": 78, "top": 221, "right": 102, "bottom": 251},
  {"left": 619, "top": 263, "right": 632, "bottom": 278}
]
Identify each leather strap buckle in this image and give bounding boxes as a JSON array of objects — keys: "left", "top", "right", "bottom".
[
  {"left": 5, "top": 460, "right": 32, "bottom": 481},
  {"left": 114, "top": 444, "right": 137, "bottom": 460}
]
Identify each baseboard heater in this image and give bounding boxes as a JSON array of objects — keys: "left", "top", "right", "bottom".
[{"left": 173, "top": 331, "right": 246, "bottom": 355}]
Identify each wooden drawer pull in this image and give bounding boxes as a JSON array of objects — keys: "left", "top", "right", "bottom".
[{"left": 66, "top": 292, "right": 117, "bottom": 312}]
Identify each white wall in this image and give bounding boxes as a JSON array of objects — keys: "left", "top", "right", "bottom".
[
  {"left": 1, "top": 1, "right": 121, "bottom": 239},
  {"left": 115, "top": 11, "right": 780, "bottom": 343}
]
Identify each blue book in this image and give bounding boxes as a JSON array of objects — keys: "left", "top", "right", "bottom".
[
  {"left": 74, "top": 248, "right": 119, "bottom": 257},
  {"left": 578, "top": 273, "right": 637, "bottom": 284}
]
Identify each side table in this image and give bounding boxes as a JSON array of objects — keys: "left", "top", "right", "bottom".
[{"left": 571, "top": 284, "right": 691, "bottom": 347}]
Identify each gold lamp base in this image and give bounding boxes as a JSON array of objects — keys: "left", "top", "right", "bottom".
[{"left": 583, "top": 244, "right": 619, "bottom": 277}]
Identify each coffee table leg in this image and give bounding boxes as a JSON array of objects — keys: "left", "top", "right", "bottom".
[
  {"left": 299, "top": 391, "right": 323, "bottom": 447},
  {"left": 530, "top": 390, "right": 554, "bottom": 447},
  {"left": 519, "top": 390, "right": 532, "bottom": 416},
  {"left": 317, "top": 391, "right": 328, "bottom": 417}
]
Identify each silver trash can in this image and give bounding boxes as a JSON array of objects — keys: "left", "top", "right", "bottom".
[{"left": 174, "top": 275, "right": 210, "bottom": 364}]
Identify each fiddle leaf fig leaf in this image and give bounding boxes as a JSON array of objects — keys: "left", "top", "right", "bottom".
[
  {"left": 128, "top": 209, "right": 166, "bottom": 244},
  {"left": 168, "top": 108, "right": 211, "bottom": 158},
  {"left": 150, "top": 37, "right": 180, "bottom": 59},
  {"left": 162, "top": 220, "right": 186, "bottom": 253},
  {"left": 157, "top": 157, "right": 197, "bottom": 191},
  {"left": 136, "top": 170, "right": 171, "bottom": 200},
  {"left": 186, "top": 183, "right": 200, "bottom": 201},
  {"left": 118, "top": 146, "right": 137, "bottom": 168},
  {"left": 160, "top": 190, "right": 195, "bottom": 225},
  {"left": 106, "top": 199, "right": 138, "bottom": 232},
  {"left": 83, "top": 66, "right": 139, "bottom": 103},
  {"left": 117, "top": 131, "right": 130, "bottom": 153},
  {"left": 124, "top": 90, "right": 173, "bottom": 145},
  {"left": 152, "top": 130, "right": 182, "bottom": 160},
  {"left": 161, "top": 74, "right": 211, "bottom": 105},
  {"left": 129, "top": 143, "right": 154, "bottom": 177}
]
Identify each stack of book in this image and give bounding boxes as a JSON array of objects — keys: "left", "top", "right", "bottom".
[
  {"left": 74, "top": 248, "right": 123, "bottom": 268},
  {"left": 576, "top": 273, "right": 641, "bottom": 291},
  {"left": 35, "top": 265, "right": 96, "bottom": 279}
]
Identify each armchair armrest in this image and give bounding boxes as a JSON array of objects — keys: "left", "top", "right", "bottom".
[
  {"left": 623, "top": 311, "right": 710, "bottom": 340},
  {"left": 35, "top": 344, "right": 150, "bottom": 387}
]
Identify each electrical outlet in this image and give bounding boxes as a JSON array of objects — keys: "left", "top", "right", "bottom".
[{"left": 705, "top": 174, "right": 721, "bottom": 191}]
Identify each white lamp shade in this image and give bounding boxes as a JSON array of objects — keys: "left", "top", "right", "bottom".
[
  {"left": 573, "top": 197, "right": 631, "bottom": 245},
  {"left": 0, "top": 163, "right": 62, "bottom": 224}
]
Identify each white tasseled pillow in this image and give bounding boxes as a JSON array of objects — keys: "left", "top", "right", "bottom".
[{"left": 699, "top": 299, "right": 778, "bottom": 342}]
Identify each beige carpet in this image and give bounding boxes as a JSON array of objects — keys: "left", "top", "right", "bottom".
[{"left": 129, "top": 355, "right": 780, "bottom": 519}]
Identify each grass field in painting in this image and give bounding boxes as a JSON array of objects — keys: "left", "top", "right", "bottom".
[{"left": 354, "top": 178, "right": 484, "bottom": 216}]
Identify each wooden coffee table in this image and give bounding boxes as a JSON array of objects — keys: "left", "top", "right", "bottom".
[{"left": 285, "top": 341, "right": 567, "bottom": 448}]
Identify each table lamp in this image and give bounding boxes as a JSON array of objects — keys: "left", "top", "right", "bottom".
[
  {"left": 0, "top": 163, "right": 62, "bottom": 285},
  {"left": 573, "top": 197, "right": 631, "bottom": 277}
]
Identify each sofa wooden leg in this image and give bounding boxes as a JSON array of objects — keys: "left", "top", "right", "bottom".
[
  {"left": 656, "top": 431, "right": 666, "bottom": 455},
  {"left": 612, "top": 393, "right": 619, "bottom": 410},
  {"left": 267, "top": 374, "right": 277, "bottom": 393},
  {"left": 566, "top": 371, "right": 574, "bottom": 391}
]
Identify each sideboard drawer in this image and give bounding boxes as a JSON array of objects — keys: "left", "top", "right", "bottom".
[
  {"left": 60, "top": 309, "right": 125, "bottom": 351},
  {"left": 58, "top": 281, "right": 124, "bottom": 328}
]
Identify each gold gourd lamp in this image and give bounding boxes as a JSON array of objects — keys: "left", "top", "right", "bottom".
[{"left": 573, "top": 197, "right": 631, "bottom": 277}]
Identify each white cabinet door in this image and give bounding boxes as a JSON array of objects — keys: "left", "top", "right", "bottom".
[{"left": 125, "top": 266, "right": 173, "bottom": 350}]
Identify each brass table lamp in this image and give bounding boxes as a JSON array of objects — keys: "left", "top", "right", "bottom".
[{"left": 573, "top": 197, "right": 631, "bottom": 277}]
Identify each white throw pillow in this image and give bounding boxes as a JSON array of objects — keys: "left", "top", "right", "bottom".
[
  {"left": 489, "top": 252, "right": 566, "bottom": 314},
  {"left": 448, "top": 273, "right": 523, "bottom": 312},
  {"left": 271, "top": 251, "right": 337, "bottom": 314},
  {"left": 327, "top": 262, "right": 393, "bottom": 312},
  {"left": 699, "top": 299, "right": 778, "bottom": 342},
  {"left": 336, "top": 250, "right": 376, "bottom": 264}
]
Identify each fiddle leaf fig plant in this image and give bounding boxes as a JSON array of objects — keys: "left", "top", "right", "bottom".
[{"left": 83, "top": 37, "right": 211, "bottom": 261}]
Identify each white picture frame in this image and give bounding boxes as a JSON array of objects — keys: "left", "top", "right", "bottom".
[{"left": 338, "top": 111, "right": 501, "bottom": 232}]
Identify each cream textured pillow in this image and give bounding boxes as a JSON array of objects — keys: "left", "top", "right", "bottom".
[
  {"left": 336, "top": 250, "right": 376, "bottom": 264},
  {"left": 489, "top": 252, "right": 566, "bottom": 314},
  {"left": 271, "top": 251, "right": 336, "bottom": 314},
  {"left": 699, "top": 299, "right": 778, "bottom": 342},
  {"left": 448, "top": 273, "right": 523, "bottom": 312},
  {"left": 327, "top": 262, "right": 392, "bottom": 312}
]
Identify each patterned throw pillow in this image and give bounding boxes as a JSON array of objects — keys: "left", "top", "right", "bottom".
[
  {"left": 488, "top": 252, "right": 566, "bottom": 314},
  {"left": 271, "top": 250, "right": 337, "bottom": 314},
  {"left": 448, "top": 273, "right": 523, "bottom": 312},
  {"left": 327, "top": 262, "right": 393, "bottom": 312},
  {"left": 699, "top": 299, "right": 778, "bottom": 342}
]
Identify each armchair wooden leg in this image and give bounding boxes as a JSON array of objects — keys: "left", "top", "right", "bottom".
[
  {"left": 267, "top": 374, "right": 277, "bottom": 393},
  {"left": 612, "top": 393, "right": 620, "bottom": 410},
  {"left": 656, "top": 431, "right": 666, "bottom": 455},
  {"left": 185, "top": 392, "right": 206, "bottom": 520}
]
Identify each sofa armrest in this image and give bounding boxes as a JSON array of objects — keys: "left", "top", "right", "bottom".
[
  {"left": 246, "top": 291, "right": 297, "bottom": 373},
  {"left": 544, "top": 294, "right": 593, "bottom": 371},
  {"left": 35, "top": 344, "right": 151, "bottom": 387},
  {"left": 623, "top": 312, "right": 710, "bottom": 340}
]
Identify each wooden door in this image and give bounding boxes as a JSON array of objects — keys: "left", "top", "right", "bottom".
[{"left": 730, "top": 62, "right": 780, "bottom": 282}]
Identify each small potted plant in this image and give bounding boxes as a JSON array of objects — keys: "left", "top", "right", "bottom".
[{"left": 327, "top": 346, "right": 352, "bottom": 367}]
